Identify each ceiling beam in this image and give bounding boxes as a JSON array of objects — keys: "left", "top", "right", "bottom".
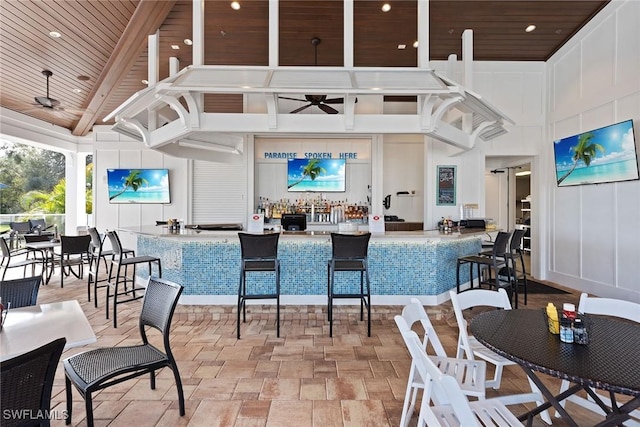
[{"left": 72, "top": 0, "right": 176, "bottom": 136}]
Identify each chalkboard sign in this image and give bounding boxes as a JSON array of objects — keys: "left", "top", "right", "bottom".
[{"left": 437, "top": 165, "right": 456, "bottom": 206}]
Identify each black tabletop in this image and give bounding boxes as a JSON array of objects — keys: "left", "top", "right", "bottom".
[{"left": 470, "top": 309, "right": 640, "bottom": 397}]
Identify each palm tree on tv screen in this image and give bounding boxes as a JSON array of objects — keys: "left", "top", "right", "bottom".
[
  {"left": 109, "top": 170, "right": 149, "bottom": 201},
  {"left": 557, "top": 132, "right": 605, "bottom": 185},
  {"left": 288, "top": 159, "right": 326, "bottom": 189}
]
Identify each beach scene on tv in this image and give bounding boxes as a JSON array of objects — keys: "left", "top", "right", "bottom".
[
  {"left": 107, "top": 169, "right": 171, "bottom": 203},
  {"left": 287, "top": 158, "right": 346, "bottom": 192},
  {"left": 554, "top": 119, "right": 639, "bottom": 187}
]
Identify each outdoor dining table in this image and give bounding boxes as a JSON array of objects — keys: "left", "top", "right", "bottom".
[
  {"left": 25, "top": 240, "right": 60, "bottom": 284},
  {"left": 0, "top": 299, "right": 96, "bottom": 361},
  {"left": 471, "top": 309, "right": 640, "bottom": 427}
]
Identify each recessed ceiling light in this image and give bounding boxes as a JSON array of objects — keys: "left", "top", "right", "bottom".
[
  {"left": 171, "top": 44, "right": 180, "bottom": 50},
  {"left": 184, "top": 39, "right": 193, "bottom": 45},
  {"left": 555, "top": 29, "right": 562, "bottom": 35},
  {"left": 72, "top": 88, "right": 82, "bottom": 94},
  {"left": 141, "top": 79, "right": 149, "bottom": 85},
  {"left": 397, "top": 44, "right": 406, "bottom": 50},
  {"left": 412, "top": 41, "right": 419, "bottom": 48},
  {"left": 49, "top": 31, "right": 61, "bottom": 38},
  {"left": 231, "top": 1, "right": 240, "bottom": 10},
  {"left": 381, "top": 3, "right": 391, "bottom": 12},
  {"left": 525, "top": 24, "right": 536, "bottom": 33},
  {"left": 371, "top": 87, "right": 381, "bottom": 91}
]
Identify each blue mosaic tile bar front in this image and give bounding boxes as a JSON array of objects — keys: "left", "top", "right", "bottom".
[{"left": 135, "top": 231, "right": 482, "bottom": 297}]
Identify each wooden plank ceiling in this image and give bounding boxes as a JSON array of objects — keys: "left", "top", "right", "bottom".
[{"left": 0, "top": 0, "right": 609, "bottom": 136}]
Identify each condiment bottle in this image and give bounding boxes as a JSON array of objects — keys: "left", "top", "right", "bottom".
[
  {"left": 562, "top": 303, "right": 576, "bottom": 320},
  {"left": 546, "top": 303, "right": 559, "bottom": 334},
  {"left": 560, "top": 318, "right": 574, "bottom": 343},
  {"left": 573, "top": 318, "right": 589, "bottom": 344}
]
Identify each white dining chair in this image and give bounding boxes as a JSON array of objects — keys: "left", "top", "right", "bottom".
[
  {"left": 449, "top": 288, "right": 552, "bottom": 424},
  {"left": 401, "top": 329, "right": 524, "bottom": 427},
  {"left": 395, "top": 298, "right": 486, "bottom": 427},
  {"left": 555, "top": 293, "right": 640, "bottom": 425}
]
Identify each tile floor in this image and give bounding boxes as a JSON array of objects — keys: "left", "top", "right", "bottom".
[{"left": 5, "top": 261, "right": 607, "bottom": 426}]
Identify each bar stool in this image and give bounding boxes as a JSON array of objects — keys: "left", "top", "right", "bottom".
[
  {"left": 237, "top": 232, "right": 280, "bottom": 339},
  {"left": 105, "top": 230, "right": 161, "bottom": 328},
  {"left": 87, "top": 227, "right": 134, "bottom": 307},
  {"left": 456, "top": 231, "right": 512, "bottom": 294},
  {"left": 327, "top": 232, "right": 371, "bottom": 337},
  {"left": 504, "top": 228, "right": 528, "bottom": 307}
]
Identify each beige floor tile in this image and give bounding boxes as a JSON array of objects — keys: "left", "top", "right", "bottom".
[
  {"left": 265, "top": 401, "right": 313, "bottom": 427},
  {"left": 300, "top": 378, "right": 328, "bottom": 400},
  {"left": 259, "top": 378, "right": 301, "bottom": 400},
  {"left": 341, "top": 400, "right": 390, "bottom": 426},
  {"left": 189, "top": 400, "right": 242, "bottom": 427},
  {"left": 278, "top": 360, "right": 314, "bottom": 378},
  {"left": 326, "top": 378, "right": 368, "bottom": 400},
  {"left": 109, "top": 401, "right": 171, "bottom": 427},
  {"left": 312, "top": 400, "right": 344, "bottom": 427}
]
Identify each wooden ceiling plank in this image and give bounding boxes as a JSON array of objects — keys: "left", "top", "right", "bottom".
[{"left": 72, "top": 0, "right": 177, "bottom": 136}]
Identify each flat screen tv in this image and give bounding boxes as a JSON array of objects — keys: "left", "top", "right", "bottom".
[
  {"left": 553, "top": 119, "right": 639, "bottom": 187},
  {"left": 107, "top": 168, "right": 171, "bottom": 204},
  {"left": 287, "top": 158, "right": 346, "bottom": 192}
]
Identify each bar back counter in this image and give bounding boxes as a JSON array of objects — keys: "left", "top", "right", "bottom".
[{"left": 121, "top": 226, "right": 483, "bottom": 305}]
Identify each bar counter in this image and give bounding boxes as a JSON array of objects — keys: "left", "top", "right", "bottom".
[{"left": 121, "top": 226, "right": 485, "bottom": 305}]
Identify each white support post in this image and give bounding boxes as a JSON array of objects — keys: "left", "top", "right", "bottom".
[
  {"left": 269, "top": 0, "right": 279, "bottom": 67},
  {"left": 447, "top": 54, "right": 457, "bottom": 80},
  {"left": 344, "top": 0, "right": 354, "bottom": 67},
  {"left": 462, "top": 29, "right": 473, "bottom": 89},
  {"left": 192, "top": 0, "right": 204, "bottom": 66},
  {"left": 169, "top": 57, "right": 180, "bottom": 76},
  {"left": 462, "top": 29, "right": 473, "bottom": 134},
  {"left": 64, "top": 152, "right": 78, "bottom": 235},
  {"left": 148, "top": 30, "right": 159, "bottom": 131},
  {"left": 417, "top": 0, "right": 429, "bottom": 68}
]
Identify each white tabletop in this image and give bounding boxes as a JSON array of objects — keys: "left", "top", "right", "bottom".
[{"left": 0, "top": 300, "right": 96, "bottom": 361}]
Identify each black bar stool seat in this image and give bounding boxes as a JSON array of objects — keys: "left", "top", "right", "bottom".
[
  {"left": 327, "top": 232, "right": 372, "bottom": 337},
  {"left": 237, "top": 232, "right": 281, "bottom": 339},
  {"left": 105, "top": 230, "right": 161, "bottom": 328},
  {"left": 456, "top": 231, "right": 513, "bottom": 295}
]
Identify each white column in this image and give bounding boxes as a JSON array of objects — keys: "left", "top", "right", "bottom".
[
  {"left": 192, "top": 0, "right": 204, "bottom": 65},
  {"left": 417, "top": 0, "right": 429, "bottom": 68},
  {"left": 343, "top": 0, "right": 354, "bottom": 67},
  {"left": 148, "top": 30, "right": 159, "bottom": 132},
  {"left": 76, "top": 152, "right": 89, "bottom": 230},
  {"left": 462, "top": 29, "right": 473, "bottom": 89},
  {"left": 64, "top": 152, "right": 78, "bottom": 235},
  {"left": 169, "top": 57, "right": 180, "bottom": 76},
  {"left": 269, "top": 0, "right": 279, "bottom": 66}
]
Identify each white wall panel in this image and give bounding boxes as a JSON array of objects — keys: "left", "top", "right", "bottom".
[
  {"left": 552, "top": 189, "right": 581, "bottom": 277},
  {"left": 552, "top": 47, "right": 581, "bottom": 115},
  {"left": 580, "top": 185, "right": 615, "bottom": 284},
  {"left": 616, "top": 180, "right": 640, "bottom": 290},
  {"left": 383, "top": 141, "right": 424, "bottom": 222},
  {"left": 581, "top": 14, "right": 616, "bottom": 96},
  {"left": 615, "top": 1, "right": 640, "bottom": 85},
  {"left": 581, "top": 103, "right": 615, "bottom": 131}
]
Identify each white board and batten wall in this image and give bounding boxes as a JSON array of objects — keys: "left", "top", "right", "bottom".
[{"left": 545, "top": 0, "right": 640, "bottom": 302}]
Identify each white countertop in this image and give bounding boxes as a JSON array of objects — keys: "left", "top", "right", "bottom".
[
  {"left": 1, "top": 300, "right": 96, "bottom": 361},
  {"left": 120, "top": 225, "right": 490, "bottom": 242}
]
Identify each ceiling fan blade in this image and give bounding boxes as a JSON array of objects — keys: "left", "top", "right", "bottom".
[
  {"left": 318, "top": 104, "right": 339, "bottom": 114},
  {"left": 290, "top": 104, "right": 313, "bottom": 114},
  {"left": 279, "top": 96, "right": 307, "bottom": 102},
  {"left": 322, "top": 97, "right": 345, "bottom": 104}
]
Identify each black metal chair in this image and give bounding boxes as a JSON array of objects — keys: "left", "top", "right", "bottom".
[
  {"left": 456, "top": 230, "right": 513, "bottom": 294},
  {"left": 0, "top": 276, "right": 42, "bottom": 308},
  {"left": 0, "top": 237, "right": 44, "bottom": 281},
  {"left": 53, "top": 235, "right": 91, "bottom": 288},
  {"left": 28, "top": 219, "right": 55, "bottom": 236},
  {"left": 237, "top": 232, "right": 280, "bottom": 339},
  {"left": 64, "top": 277, "right": 185, "bottom": 427},
  {"left": 1, "top": 337, "right": 67, "bottom": 427},
  {"left": 86, "top": 227, "right": 134, "bottom": 307},
  {"left": 106, "top": 230, "right": 161, "bottom": 328},
  {"left": 503, "top": 228, "right": 528, "bottom": 307},
  {"left": 327, "top": 232, "right": 372, "bottom": 337},
  {"left": 9, "top": 221, "right": 31, "bottom": 235}
]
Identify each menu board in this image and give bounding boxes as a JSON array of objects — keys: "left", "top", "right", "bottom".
[{"left": 436, "top": 165, "right": 456, "bottom": 206}]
